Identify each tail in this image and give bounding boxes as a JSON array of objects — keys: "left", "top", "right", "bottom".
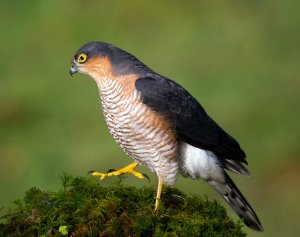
[{"left": 208, "top": 172, "right": 263, "bottom": 232}]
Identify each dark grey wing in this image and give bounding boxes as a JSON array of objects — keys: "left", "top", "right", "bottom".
[
  {"left": 135, "top": 76, "right": 248, "bottom": 167},
  {"left": 135, "top": 76, "right": 264, "bottom": 231}
]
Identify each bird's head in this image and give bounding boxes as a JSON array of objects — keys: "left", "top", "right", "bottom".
[{"left": 70, "top": 42, "right": 151, "bottom": 81}]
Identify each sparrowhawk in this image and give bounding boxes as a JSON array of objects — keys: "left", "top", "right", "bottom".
[{"left": 69, "top": 42, "right": 263, "bottom": 232}]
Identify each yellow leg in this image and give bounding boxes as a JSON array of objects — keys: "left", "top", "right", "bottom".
[
  {"left": 90, "top": 162, "right": 145, "bottom": 180},
  {"left": 155, "top": 177, "right": 163, "bottom": 211}
]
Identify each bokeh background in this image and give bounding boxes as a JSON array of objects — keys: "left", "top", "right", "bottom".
[{"left": 0, "top": 1, "right": 299, "bottom": 236}]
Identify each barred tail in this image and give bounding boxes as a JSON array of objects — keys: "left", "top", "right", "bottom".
[{"left": 208, "top": 172, "right": 263, "bottom": 232}]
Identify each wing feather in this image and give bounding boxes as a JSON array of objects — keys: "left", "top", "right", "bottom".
[{"left": 135, "top": 76, "right": 247, "bottom": 164}]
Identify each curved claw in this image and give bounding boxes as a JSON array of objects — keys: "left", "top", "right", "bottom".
[
  {"left": 142, "top": 173, "right": 151, "bottom": 183},
  {"left": 107, "top": 169, "right": 117, "bottom": 173},
  {"left": 87, "top": 170, "right": 95, "bottom": 175}
]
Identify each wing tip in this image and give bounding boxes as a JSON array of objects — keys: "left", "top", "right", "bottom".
[{"left": 224, "top": 160, "right": 250, "bottom": 176}]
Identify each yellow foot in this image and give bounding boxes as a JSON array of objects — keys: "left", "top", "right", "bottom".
[{"left": 89, "top": 162, "right": 149, "bottom": 181}]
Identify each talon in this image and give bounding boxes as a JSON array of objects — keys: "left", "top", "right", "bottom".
[
  {"left": 87, "top": 170, "right": 95, "bottom": 175},
  {"left": 142, "top": 173, "right": 151, "bottom": 183},
  {"left": 107, "top": 169, "right": 117, "bottom": 173}
]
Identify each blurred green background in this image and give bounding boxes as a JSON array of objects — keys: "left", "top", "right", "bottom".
[{"left": 0, "top": 0, "right": 299, "bottom": 236}]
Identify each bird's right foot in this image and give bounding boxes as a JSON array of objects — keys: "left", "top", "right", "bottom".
[{"left": 88, "top": 162, "right": 150, "bottom": 182}]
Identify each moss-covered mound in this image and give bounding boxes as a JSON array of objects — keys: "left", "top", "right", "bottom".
[{"left": 0, "top": 175, "right": 246, "bottom": 237}]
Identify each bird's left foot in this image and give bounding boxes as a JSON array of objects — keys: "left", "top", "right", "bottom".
[{"left": 89, "top": 162, "right": 150, "bottom": 182}]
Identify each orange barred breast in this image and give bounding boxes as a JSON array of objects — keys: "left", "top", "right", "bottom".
[{"left": 96, "top": 76, "right": 179, "bottom": 185}]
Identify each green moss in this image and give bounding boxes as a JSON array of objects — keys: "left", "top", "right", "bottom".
[{"left": 0, "top": 175, "right": 246, "bottom": 236}]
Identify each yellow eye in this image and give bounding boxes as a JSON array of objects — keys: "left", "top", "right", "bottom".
[{"left": 77, "top": 53, "right": 87, "bottom": 63}]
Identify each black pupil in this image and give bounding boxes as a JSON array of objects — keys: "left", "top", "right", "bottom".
[{"left": 80, "top": 56, "right": 84, "bottom": 61}]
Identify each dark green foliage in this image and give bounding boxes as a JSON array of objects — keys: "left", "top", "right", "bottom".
[{"left": 0, "top": 175, "right": 246, "bottom": 237}]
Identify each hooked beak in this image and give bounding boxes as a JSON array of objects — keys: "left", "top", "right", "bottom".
[{"left": 69, "top": 63, "right": 78, "bottom": 76}]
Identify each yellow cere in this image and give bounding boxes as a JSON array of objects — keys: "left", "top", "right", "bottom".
[{"left": 77, "top": 53, "right": 87, "bottom": 63}]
